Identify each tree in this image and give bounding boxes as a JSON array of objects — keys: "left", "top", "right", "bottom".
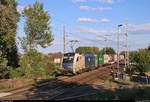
[
  {"left": 75, "top": 46, "right": 99, "bottom": 55},
  {"left": 12, "top": 1, "right": 55, "bottom": 79},
  {"left": 101, "top": 47, "right": 116, "bottom": 54},
  {"left": 0, "top": 0, "right": 20, "bottom": 68},
  {"left": 23, "top": 1, "right": 54, "bottom": 51},
  {"left": 9, "top": 49, "right": 57, "bottom": 79},
  {"left": 130, "top": 49, "right": 150, "bottom": 75},
  {"left": 0, "top": 51, "right": 9, "bottom": 79}
]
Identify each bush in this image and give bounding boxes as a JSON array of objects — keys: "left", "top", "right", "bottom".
[
  {"left": 10, "top": 49, "right": 58, "bottom": 79},
  {"left": 130, "top": 49, "right": 150, "bottom": 74},
  {"left": 0, "top": 51, "right": 9, "bottom": 79},
  {"left": 51, "top": 70, "right": 64, "bottom": 78},
  {"left": 9, "top": 67, "right": 23, "bottom": 79}
]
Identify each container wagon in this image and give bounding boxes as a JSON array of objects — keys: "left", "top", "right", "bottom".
[
  {"left": 61, "top": 52, "right": 117, "bottom": 75},
  {"left": 97, "top": 52, "right": 116, "bottom": 66}
]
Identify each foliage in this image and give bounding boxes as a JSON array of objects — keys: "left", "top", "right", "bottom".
[
  {"left": 0, "top": 51, "right": 9, "bottom": 79},
  {"left": 81, "top": 87, "right": 150, "bottom": 100},
  {"left": 23, "top": 1, "right": 54, "bottom": 50},
  {"left": 9, "top": 49, "right": 57, "bottom": 79},
  {"left": 101, "top": 47, "right": 116, "bottom": 55},
  {"left": 0, "top": 0, "right": 17, "bottom": 7},
  {"left": 9, "top": 1, "right": 56, "bottom": 79},
  {"left": 9, "top": 67, "right": 22, "bottom": 79},
  {"left": 51, "top": 69, "right": 64, "bottom": 77},
  {"left": 129, "top": 49, "right": 150, "bottom": 74},
  {"left": 0, "top": 0, "right": 20, "bottom": 68},
  {"left": 75, "top": 46, "right": 99, "bottom": 55},
  {"left": 18, "top": 37, "right": 28, "bottom": 53}
]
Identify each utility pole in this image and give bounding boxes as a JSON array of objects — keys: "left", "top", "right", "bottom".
[
  {"left": 63, "top": 25, "right": 66, "bottom": 54},
  {"left": 125, "top": 19, "right": 129, "bottom": 67},
  {"left": 124, "top": 19, "right": 129, "bottom": 68},
  {"left": 117, "top": 24, "right": 123, "bottom": 73},
  {"left": 105, "top": 39, "right": 107, "bottom": 54}
]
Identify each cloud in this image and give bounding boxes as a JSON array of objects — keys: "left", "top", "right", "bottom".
[
  {"left": 73, "top": 0, "right": 91, "bottom": 3},
  {"left": 100, "top": 18, "right": 110, "bottom": 23},
  {"left": 78, "top": 17, "right": 110, "bottom": 23},
  {"left": 73, "top": 0, "right": 122, "bottom": 4},
  {"left": 77, "top": 23, "right": 150, "bottom": 37},
  {"left": 78, "top": 18, "right": 98, "bottom": 23},
  {"left": 129, "top": 23, "right": 150, "bottom": 34},
  {"left": 73, "top": 22, "right": 150, "bottom": 50},
  {"left": 77, "top": 27, "right": 114, "bottom": 39},
  {"left": 79, "top": 5, "right": 112, "bottom": 12},
  {"left": 100, "top": 0, "right": 114, "bottom": 4}
]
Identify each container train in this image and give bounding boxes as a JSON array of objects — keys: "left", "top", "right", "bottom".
[{"left": 60, "top": 52, "right": 124, "bottom": 74}]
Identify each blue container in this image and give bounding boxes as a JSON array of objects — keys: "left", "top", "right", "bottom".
[{"left": 84, "top": 53, "right": 96, "bottom": 69}]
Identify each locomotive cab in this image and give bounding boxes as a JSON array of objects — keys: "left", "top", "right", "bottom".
[{"left": 61, "top": 53, "right": 85, "bottom": 74}]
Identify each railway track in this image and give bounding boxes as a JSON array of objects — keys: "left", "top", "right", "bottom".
[
  {"left": 0, "top": 76, "right": 69, "bottom": 100},
  {"left": 1, "top": 64, "right": 116, "bottom": 100},
  {"left": 50, "top": 65, "right": 114, "bottom": 100}
]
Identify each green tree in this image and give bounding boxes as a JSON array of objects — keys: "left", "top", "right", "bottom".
[
  {"left": 23, "top": 1, "right": 54, "bottom": 51},
  {"left": 101, "top": 47, "right": 116, "bottom": 54},
  {"left": 0, "top": 0, "right": 20, "bottom": 68},
  {"left": 0, "top": 51, "right": 9, "bottom": 79},
  {"left": 9, "top": 49, "right": 57, "bottom": 79},
  {"left": 75, "top": 46, "right": 99, "bottom": 54},
  {"left": 12, "top": 1, "right": 55, "bottom": 79},
  {"left": 130, "top": 49, "right": 150, "bottom": 75}
]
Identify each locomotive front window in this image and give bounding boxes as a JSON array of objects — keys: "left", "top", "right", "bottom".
[{"left": 63, "top": 56, "right": 74, "bottom": 63}]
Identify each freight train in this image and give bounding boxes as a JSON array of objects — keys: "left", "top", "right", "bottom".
[{"left": 60, "top": 52, "right": 124, "bottom": 74}]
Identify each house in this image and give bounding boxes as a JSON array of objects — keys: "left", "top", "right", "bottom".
[{"left": 48, "top": 52, "right": 63, "bottom": 65}]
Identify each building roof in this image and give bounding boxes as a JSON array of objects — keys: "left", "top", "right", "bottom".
[{"left": 48, "top": 52, "right": 63, "bottom": 59}]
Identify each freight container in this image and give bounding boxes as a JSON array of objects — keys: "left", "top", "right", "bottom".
[
  {"left": 94, "top": 54, "right": 98, "bottom": 68},
  {"left": 97, "top": 52, "right": 104, "bottom": 65},
  {"left": 84, "top": 53, "right": 96, "bottom": 70}
]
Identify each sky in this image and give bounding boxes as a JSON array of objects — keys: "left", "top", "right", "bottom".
[{"left": 16, "top": 0, "right": 150, "bottom": 54}]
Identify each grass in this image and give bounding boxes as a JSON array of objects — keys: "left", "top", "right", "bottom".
[
  {"left": 81, "top": 79, "right": 150, "bottom": 100},
  {"left": 81, "top": 86, "right": 150, "bottom": 100},
  {"left": 0, "top": 79, "right": 35, "bottom": 93},
  {"left": 0, "top": 84, "right": 14, "bottom": 92}
]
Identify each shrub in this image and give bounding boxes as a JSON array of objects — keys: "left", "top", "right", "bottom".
[
  {"left": 10, "top": 49, "right": 58, "bottom": 79},
  {"left": 0, "top": 51, "right": 9, "bottom": 79},
  {"left": 130, "top": 49, "right": 150, "bottom": 74}
]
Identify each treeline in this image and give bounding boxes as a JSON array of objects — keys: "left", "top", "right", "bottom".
[
  {"left": 76, "top": 47, "right": 99, "bottom": 54},
  {"left": 76, "top": 47, "right": 116, "bottom": 55},
  {"left": 126, "top": 46, "right": 150, "bottom": 75},
  {"left": 0, "top": 0, "right": 57, "bottom": 79}
]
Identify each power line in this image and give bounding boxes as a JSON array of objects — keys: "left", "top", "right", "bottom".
[{"left": 69, "top": 40, "right": 79, "bottom": 52}]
